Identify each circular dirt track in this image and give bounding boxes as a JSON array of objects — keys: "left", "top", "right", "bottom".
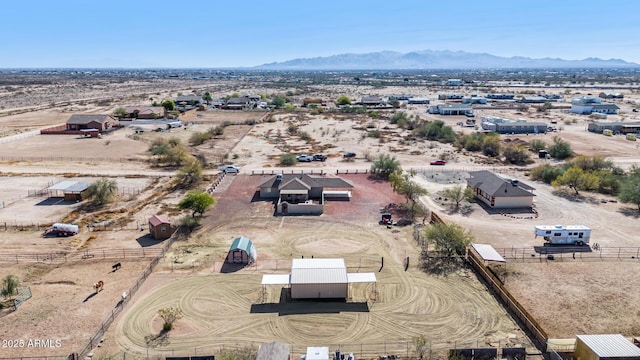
[{"left": 114, "top": 222, "right": 533, "bottom": 357}]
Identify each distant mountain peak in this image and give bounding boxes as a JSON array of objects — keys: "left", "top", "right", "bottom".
[{"left": 255, "top": 50, "right": 638, "bottom": 70}]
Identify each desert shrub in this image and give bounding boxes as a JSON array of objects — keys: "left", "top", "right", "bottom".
[
  {"left": 279, "top": 153, "right": 297, "bottom": 166},
  {"left": 367, "top": 130, "right": 381, "bottom": 138},
  {"left": 528, "top": 139, "right": 547, "bottom": 152},
  {"left": 208, "top": 125, "right": 224, "bottom": 136},
  {"left": 548, "top": 136, "right": 573, "bottom": 159},
  {"left": 503, "top": 145, "right": 530, "bottom": 165},
  {"left": 530, "top": 164, "right": 565, "bottom": 184},
  {"left": 190, "top": 131, "right": 212, "bottom": 146}
]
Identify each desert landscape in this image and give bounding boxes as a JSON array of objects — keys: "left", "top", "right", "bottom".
[{"left": 0, "top": 69, "right": 640, "bottom": 360}]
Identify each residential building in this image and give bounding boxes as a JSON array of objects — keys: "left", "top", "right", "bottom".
[
  {"left": 467, "top": 170, "right": 536, "bottom": 209},
  {"left": 428, "top": 104, "right": 473, "bottom": 115},
  {"left": 66, "top": 114, "right": 118, "bottom": 132},
  {"left": 572, "top": 96, "right": 619, "bottom": 114}
]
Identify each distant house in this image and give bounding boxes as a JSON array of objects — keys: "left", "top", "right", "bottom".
[
  {"left": 438, "top": 93, "right": 464, "bottom": 101},
  {"left": 66, "top": 114, "right": 118, "bottom": 132},
  {"left": 446, "top": 79, "right": 463, "bottom": 86},
  {"left": 428, "top": 104, "right": 473, "bottom": 115},
  {"left": 175, "top": 94, "right": 202, "bottom": 106},
  {"left": 572, "top": 96, "right": 619, "bottom": 114},
  {"left": 226, "top": 236, "right": 257, "bottom": 264},
  {"left": 599, "top": 92, "right": 624, "bottom": 99},
  {"left": 494, "top": 122, "right": 548, "bottom": 134},
  {"left": 361, "top": 97, "right": 384, "bottom": 107},
  {"left": 462, "top": 96, "right": 487, "bottom": 105},
  {"left": 388, "top": 94, "right": 412, "bottom": 101},
  {"left": 124, "top": 106, "right": 165, "bottom": 119},
  {"left": 223, "top": 97, "right": 251, "bottom": 110},
  {"left": 148, "top": 215, "right": 172, "bottom": 240},
  {"left": 588, "top": 121, "right": 640, "bottom": 134},
  {"left": 407, "top": 97, "right": 430, "bottom": 104},
  {"left": 302, "top": 98, "right": 325, "bottom": 107},
  {"left": 467, "top": 170, "right": 536, "bottom": 209},
  {"left": 486, "top": 93, "right": 515, "bottom": 100},
  {"left": 518, "top": 96, "right": 547, "bottom": 104}
]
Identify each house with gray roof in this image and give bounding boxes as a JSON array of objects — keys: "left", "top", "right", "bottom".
[
  {"left": 429, "top": 104, "right": 473, "bottom": 115},
  {"left": 65, "top": 114, "right": 118, "bottom": 132},
  {"left": 467, "top": 170, "right": 535, "bottom": 209}
]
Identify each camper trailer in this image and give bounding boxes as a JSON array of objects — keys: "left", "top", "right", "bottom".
[{"left": 534, "top": 225, "right": 591, "bottom": 245}]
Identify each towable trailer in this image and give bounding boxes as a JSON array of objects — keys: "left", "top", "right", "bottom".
[
  {"left": 44, "top": 223, "right": 79, "bottom": 237},
  {"left": 534, "top": 225, "right": 591, "bottom": 246}
]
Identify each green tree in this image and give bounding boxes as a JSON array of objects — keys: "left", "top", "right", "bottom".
[
  {"left": 158, "top": 306, "right": 183, "bottom": 332},
  {"left": 552, "top": 167, "right": 599, "bottom": 195},
  {"left": 175, "top": 157, "right": 203, "bottom": 188},
  {"left": 443, "top": 185, "right": 467, "bottom": 208},
  {"left": 390, "top": 111, "right": 408, "bottom": 125},
  {"left": 618, "top": 166, "right": 640, "bottom": 211},
  {"left": 503, "top": 144, "right": 530, "bottom": 165},
  {"left": 482, "top": 133, "right": 501, "bottom": 157},
  {"left": 112, "top": 107, "right": 127, "bottom": 118},
  {"left": 160, "top": 100, "right": 176, "bottom": 111},
  {"left": 548, "top": 136, "right": 573, "bottom": 159},
  {"left": 425, "top": 222, "right": 473, "bottom": 257},
  {"left": 371, "top": 154, "right": 401, "bottom": 180},
  {"left": 530, "top": 164, "right": 565, "bottom": 184},
  {"left": 178, "top": 190, "right": 216, "bottom": 217},
  {"left": 1, "top": 275, "right": 19, "bottom": 299},
  {"left": 336, "top": 96, "right": 351, "bottom": 105},
  {"left": 202, "top": 92, "right": 213, "bottom": 105},
  {"left": 528, "top": 139, "right": 547, "bottom": 152},
  {"left": 279, "top": 153, "right": 297, "bottom": 166},
  {"left": 85, "top": 178, "right": 118, "bottom": 206},
  {"left": 389, "top": 169, "right": 429, "bottom": 216},
  {"left": 270, "top": 96, "right": 286, "bottom": 108}
]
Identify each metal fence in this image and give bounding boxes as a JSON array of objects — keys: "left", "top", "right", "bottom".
[
  {"left": 494, "top": 246, "right": 640, "bottom": 262},
  {"left": 0, "top": 155, "right": 147, "bottom": 163},
  {"left": 13, "top": 287, "right": 32, "bottom": 310},
  {"left": 0, "top": 248, "right": 163, "bottom": 264},
  {"left": 76, "top": 229, "right": 182, "bottom": 359}
]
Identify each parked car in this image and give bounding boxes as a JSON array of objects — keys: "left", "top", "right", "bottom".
[
  {"left": 296, "top": 155, "right": 313, "bottom": 162},
  {"left": 343, "top": 152, "right": 356, "bottom": 158},
  {"left": 312, "top": 154, "right": 327, "bottom": 162},
  {"left": 220, "top": 165, "right": 240, "bottom": 173},
  {"left": 430, "top": 160, "right": 446, "bottom": 166}
]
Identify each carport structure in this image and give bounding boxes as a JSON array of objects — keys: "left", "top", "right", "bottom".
[{"left": 260, "top": 258, "right": 376, "bottom": 302}]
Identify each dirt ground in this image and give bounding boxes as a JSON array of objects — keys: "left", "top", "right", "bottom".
[
  {"left": 0, "top": 79, "right": 639, "bottom": 358},
  {"left": 92, "top": 174, "right": 533, "bottom": 359}
]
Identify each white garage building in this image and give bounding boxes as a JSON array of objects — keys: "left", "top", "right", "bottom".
[{"left": 261, "top": 258, "right": 376, "bottom": 300}]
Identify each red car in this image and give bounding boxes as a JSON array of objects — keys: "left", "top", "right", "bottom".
[{"left": 430, "top": 160, "right": 446, "bottom": 165}]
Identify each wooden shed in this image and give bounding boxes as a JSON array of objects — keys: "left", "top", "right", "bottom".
[
  {"left": 575, "top": 334, "right": 640, "bottom": 360},
  {"left": 226, "top": 236, "right": 257, "bottom": 264},
  {"left": 148, "top": 215, "right": 172, "bottom": 240}
]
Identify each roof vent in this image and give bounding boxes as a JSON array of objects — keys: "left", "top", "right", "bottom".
[{"left": 276, "top": 173, "right": 283, "bottom": 181}]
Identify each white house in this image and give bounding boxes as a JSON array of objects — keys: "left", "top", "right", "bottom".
[{"left": 572, "top": 96, "right": 619, "bottom": 114}]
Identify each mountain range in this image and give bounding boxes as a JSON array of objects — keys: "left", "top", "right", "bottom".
[{"left": 255, "top": 50, "right": 638, "bottom": 70}]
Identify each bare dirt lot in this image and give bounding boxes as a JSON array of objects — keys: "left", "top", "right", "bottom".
[{"left": 0, "top": 77, "right": 639, "bottom": 358}]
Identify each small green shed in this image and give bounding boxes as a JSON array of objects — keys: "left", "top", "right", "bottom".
[{"left": 226, "top": 236, "right": 257, "bottom": 264}]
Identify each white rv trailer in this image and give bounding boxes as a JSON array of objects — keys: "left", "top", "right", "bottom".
[{"left": 534, "top": 225, "right": 591, "bottom": 245}]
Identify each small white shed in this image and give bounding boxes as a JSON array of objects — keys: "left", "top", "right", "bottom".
[{"left": 306, "top": 346, "right": 330, "bottom": 360}]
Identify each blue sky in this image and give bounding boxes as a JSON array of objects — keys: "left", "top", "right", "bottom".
[{"left": 2, "top": 0, "right": 640, "bottom": 68}]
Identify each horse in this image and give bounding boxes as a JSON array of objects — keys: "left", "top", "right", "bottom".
[
  {"left": 93, "top": 280, "right": 104, "bottom": 293},
  {"left": 112, "top": 262, "right": 121, "bottom": 271}
]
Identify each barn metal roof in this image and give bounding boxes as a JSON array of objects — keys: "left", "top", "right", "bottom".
[
  {"left": 346, "top": 273, "right": 377, "bottom": 283},
  {"left": 471, "top": 243, "right": 506, "bottom": 263},
  {"left": 261, "top": 274, "right": 291, "bottom": 285},
  {"left": 48, "top": 180, "right": 78, "bottom": 191},
  {"left": 577, "top": 334, "right": 640, "bottom": 357},
  {"left": 291, "top": 258, "right": 347, "bottom": 284}
]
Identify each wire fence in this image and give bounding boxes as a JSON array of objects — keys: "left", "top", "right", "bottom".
[
  {"left": 0, "top": 247, "right": 164, "bottom": 264},
  {"left": 0, "top": 155, "right": 147, "bottom": 163},
  {"left": 75, "top": 229, "right": 182, "bottom": 359},
  {"left": 494, "top": 246, "right": 640, "bottom": 262}
]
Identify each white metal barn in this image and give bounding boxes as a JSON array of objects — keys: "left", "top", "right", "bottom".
[
  {"left": 291, "top": 258, "right": 348, "bottom": 299},
  {"left": 261, "top": 258, "right": 377, "bottom": 300},
  {"left": 575, "top": 334, "right": 640, "bottom": 360}
]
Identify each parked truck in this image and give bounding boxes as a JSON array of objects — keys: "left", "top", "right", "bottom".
[
  {"left": 44, "top": 223, "right": 79, "bottom": 237},
  {"left": 534, "top": 225, "right": 591, "bottom": 246}
]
